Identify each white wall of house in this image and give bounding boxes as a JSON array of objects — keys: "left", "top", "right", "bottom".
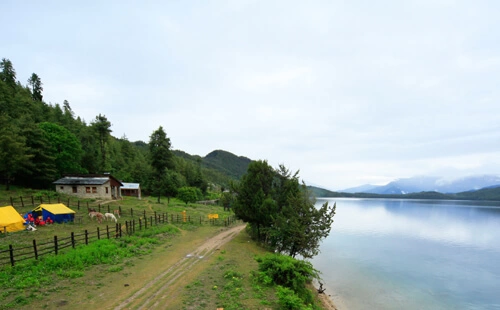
[{"left": 55, "top": 181, "right": 115, "bottom": 199}]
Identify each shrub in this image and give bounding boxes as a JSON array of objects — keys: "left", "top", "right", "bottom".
[{"left": 255, "top": 253, "right": 319, "bottom": 306}]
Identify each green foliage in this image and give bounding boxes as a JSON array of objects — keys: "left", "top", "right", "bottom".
[
  {"left": 233, "top": 161, "right": 336, "bottom": 258},
  {"left": 177, "top": 186, "right": 202, "bottom": 205},
  {"left": 276, "top": 286, "right": 314, "bottom": 310},
  {"left": 39, "top": 122, "right": 85, "bottom": 176},
  {"left": 149, "top": 126, "right": 174, "bottom": 202},
  {"left": 255, "top": 253, "right": 320, "bottom": 308},
  {"left": 0, "top": 115, "right": 33, "bottom": 190},
  {"left": 91, "top": 114, "right": 112, "bottom": 171}
]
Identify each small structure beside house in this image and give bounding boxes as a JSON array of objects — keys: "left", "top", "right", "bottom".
[
  {"left": 121, "top": 183, "right": 141, "bottom": 199},
  {"left": 53, "top": 174, "right": 123, "bottom": 200}
]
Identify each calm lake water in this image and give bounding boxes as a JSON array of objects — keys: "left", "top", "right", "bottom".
[{"left": 311, "top": 198, "right": 500, "bottom": 310}]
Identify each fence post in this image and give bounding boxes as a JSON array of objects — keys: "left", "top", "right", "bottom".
[
  {"left": 78, "top": 200, "right": 80, "bottom": 210},
  {"left": 154, "top": 211, "right": 157, "bottom": 224},
  {"left": 33, "top": 239, "right": 38, "bottom": 260},
  {"left": 150, "top": 216, "right": 153, "bottom": 227},
  {"left": 67, "top": 198, "right": 70, "bottom": 207},
  {"left": 126, "top": 221, "right": 129, "bottom": 235},
  {"left": 54, "top": 235, "right": 58, "bottom": 255},
  {"left": 85, "top": 230, "right": 89, "bottom": 245},
  {"left": 143, "top": 210, "right": 146, "bottom": 219},
  {"left": 188, "top": 215, "right": 191, "bottom": 223},
  {"left": 119, "top": 206, "right": 122, "bottom": 214},
  {"left": 106, "top": 225, "right": 110, "bottom": 239},
  {"left": 139, "top": 218, "right": 142, "bottom": 230},
  {"left": 20, "top": 196, "right": 24, "bottom": 208},
  {"left": 119, "top": 223, "right": 122, "bottom": 238},
  {"left": 107, "top": 205, "right": 110, "bottom": 213},
  {"left": 97, "top": 227, "right": 100, "bottom": 240},
  {"left": 9, "top": 245, "right": 14, "bottom": 267},
  {"left": 71, "top": 232, "right": 75, "bottom": 248},
  {"left": 145, "top": 217, "right": 148, "bottom": 229},
  {"left": 98, "top": 204, "right": 101, "bottom": 213}
]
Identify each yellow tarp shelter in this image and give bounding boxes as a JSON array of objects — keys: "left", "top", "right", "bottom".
[
  {"left": 33, "top": 203, "right": 76, "bottom": 223},
  {"left": 0, "top": 206, "right": 26, "bottom": 233}
]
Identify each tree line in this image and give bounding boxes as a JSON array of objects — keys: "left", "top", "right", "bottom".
[{"left": 0, "top": 58, "right": 209, "bottom": 201}]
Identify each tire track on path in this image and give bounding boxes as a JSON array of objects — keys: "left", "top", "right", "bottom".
[{"left": 114, "top": 224, "right": 246, "bottom": 310}]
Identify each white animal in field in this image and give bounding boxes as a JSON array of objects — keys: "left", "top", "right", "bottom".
[
  {"left": 113, "top": 209, "right": 121, "bottom": 218},
  {"left": 26, "top": 224, "right": 37, "bottom": 231},
  {"left": 104, "top": 212, "right": 118, "bottom": 223}
]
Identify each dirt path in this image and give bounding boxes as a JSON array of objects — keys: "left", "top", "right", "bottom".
[{"left": 114, "top": 224, "right": 246, "bottom": 310}]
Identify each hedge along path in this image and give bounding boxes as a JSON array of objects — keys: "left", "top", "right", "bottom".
[{"left": 114, "top": 224, "right": 246, "bottom": 310}]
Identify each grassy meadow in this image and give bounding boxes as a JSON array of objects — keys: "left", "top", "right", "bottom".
[{"left": 0, "top": 188, "right": 328, "bottom": 310}]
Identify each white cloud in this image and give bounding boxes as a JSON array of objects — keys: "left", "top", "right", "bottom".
[{"left": 3, "top": 0, "right": 500, "bottom": 190}]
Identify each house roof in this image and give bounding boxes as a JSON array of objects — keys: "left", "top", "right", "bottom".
[
  {"left": 54, "top": 176, "right": 110, "bottom": 185},
  {"left": 121, "top": 183, "right": 140, "bottom": 189},
  {"left": 53, "top": 174, "right": 124, "bottom": 186}
]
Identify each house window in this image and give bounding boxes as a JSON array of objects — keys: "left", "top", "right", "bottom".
[
  {"left": 60, "top": 186, "right": 64, "bottom": 190},
  {"left": 86, "top": 187, "right": 91, "bottom": 193},
  {"left": 106, "top": 187, "right": 109, "bottom": 194},
  {"left": 92, "top": 187, "right": 97, "bottom": 193},
  {"left": 72, "top": 187, "right": 77, "bottom": 193}
]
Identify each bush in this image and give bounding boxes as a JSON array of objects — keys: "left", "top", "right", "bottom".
[{"left": 255, "top": 253, "right": 319, "bottom": 306}]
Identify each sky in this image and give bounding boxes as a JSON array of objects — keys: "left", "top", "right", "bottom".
[{"left": 3, "top": 1, "right": 500, "bottom": 190}]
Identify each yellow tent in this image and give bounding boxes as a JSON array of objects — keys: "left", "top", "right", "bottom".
[
  {"left": 33, "top": 203, "right": 76, "bottom": 223},
  {"left": 0, "top": 206, "right": 26, "bottom": 233}
]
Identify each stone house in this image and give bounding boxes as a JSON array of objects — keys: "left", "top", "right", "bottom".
[{"left": 53, "top": 174, "right": 123, "bottom": 200}]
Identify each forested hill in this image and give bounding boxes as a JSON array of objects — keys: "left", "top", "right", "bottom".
[
  {"left": 172, "top": 150, "right": 251, "bottom": 187},
  {"left": 0, "top": 57, "right": 248, "bottom": 193},
  {"left": 308, "top": 186, "right": 500, "bottom": 201},
  {"left": 203, "top": 150, "right": 252, "bottom": 180}
]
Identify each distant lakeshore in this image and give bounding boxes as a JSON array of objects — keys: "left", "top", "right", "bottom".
[{"left": 308, "top": 186, "right": 500, "bottom": 202}]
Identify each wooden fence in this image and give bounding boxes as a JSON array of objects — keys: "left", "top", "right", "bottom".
[
  {"left": 0, "top": 212, "right": 238, "bottom": 267},
  {"left": 0, "top": 194, "right": 123, "bottom": 212},
  {"left": 0, "top": 223, "right": 122, "bottom": 267}
]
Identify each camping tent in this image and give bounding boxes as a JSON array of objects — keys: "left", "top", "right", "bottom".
[
  {"left": 0, "top": 206, "right": 26, "bottom": 233},
  {"left": 32, "top": 203, "right": 76, "bottom": 223}
]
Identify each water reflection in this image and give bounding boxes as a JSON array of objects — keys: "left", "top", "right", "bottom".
[
  {"left": 312, "top": 198, "right": 500, "bottom": 310},
  {"left": 320, "top": 198, "right": 500, "bottom": 251}
]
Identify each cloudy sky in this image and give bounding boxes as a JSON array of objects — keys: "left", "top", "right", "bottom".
[{"left": 4, "top": 1, "right": 500, "bottom": 190}]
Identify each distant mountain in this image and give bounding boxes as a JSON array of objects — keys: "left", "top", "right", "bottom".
[
  {"left": 340, "top": 184, "right": 379, "bottom": 193},
  {"left": 346, "top": 175, "right": 500, "bottom": 195}
]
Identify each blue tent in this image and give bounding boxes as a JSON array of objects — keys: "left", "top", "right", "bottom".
[{"left": 32, "top": 203, "right": 76, "bottom": 223}]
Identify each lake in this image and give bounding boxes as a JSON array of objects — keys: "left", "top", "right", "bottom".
[{"left": 311, "top": 198, "right": 500, "bottom": 310}]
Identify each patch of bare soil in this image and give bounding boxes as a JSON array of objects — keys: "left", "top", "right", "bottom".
[{"left": 114, "top": 224, "right": 246, "bottom": 310}]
